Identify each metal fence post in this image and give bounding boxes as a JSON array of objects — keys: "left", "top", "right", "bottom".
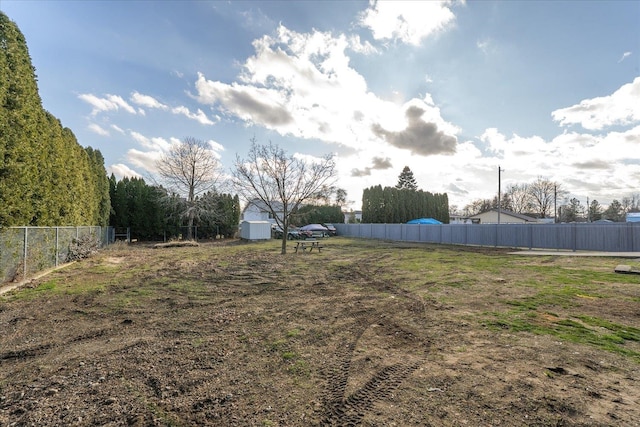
[
  {"left": 23, "top": 227, "right": 28, "bottom": 280},
  {"left": 55, "top": 227, "right": 59, "bottom": 267}
]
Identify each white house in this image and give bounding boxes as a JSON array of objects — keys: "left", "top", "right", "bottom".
[
  {"left": 449, "top": 213, "right": 473, "bottom": 224},
  {"left": 468, "top": 209, "right": 538, "bottom": 224},
  {"left": 241, "top": 199, "right": 284, "bottom": 225}
]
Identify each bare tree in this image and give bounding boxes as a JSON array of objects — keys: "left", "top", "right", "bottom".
[
  {"left": 156, "top": 137, "right": 222, "bottom": 239},
  {"left": 528, "top": 177, "right": 565, "bottom": 219},
  {"left": 232, "top": 139, "right": 337, "bottom": 254},
  {"left": 505, "top": 183, "right": 532, "bottom": 214},
  {"left": 622, "top": 193, "right": 640, "bottom": 213},
  {"left": 492, "top": 193, "right": 512, "bottom": 211},
  {"left": 335, "top": 188, "right": 348, "bottom": 207},
  {"left": 463, "top": 198, "right": 491, "bottom": 216}
]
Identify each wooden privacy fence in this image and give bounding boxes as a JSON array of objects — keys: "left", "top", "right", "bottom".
[{"left": 334, "top": 223, "right": 640, "bottom": 252}]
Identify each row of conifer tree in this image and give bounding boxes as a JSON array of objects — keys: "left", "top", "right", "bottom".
[
  {"left": 0, "top": 13, "right": 111, "bottom": 227},
  {"left": 1, "top": 13, "right": 243, "bottom": 239}
]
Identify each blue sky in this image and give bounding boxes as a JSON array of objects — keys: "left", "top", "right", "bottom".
[{"left": 2, "top": 0, "right": 639, "bottom": 211}]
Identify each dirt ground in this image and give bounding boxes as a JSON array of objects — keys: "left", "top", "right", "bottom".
[{"left": 1, "top": 238, "right": 639, "bottom": 426}]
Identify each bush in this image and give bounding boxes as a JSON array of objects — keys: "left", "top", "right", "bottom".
[{"left": 66, "top": 234, "right": 101, "bottom": 262}]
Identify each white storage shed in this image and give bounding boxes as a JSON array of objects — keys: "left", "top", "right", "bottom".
[{"left": 239, "top": 221, "right": 272, "bottom": 240}]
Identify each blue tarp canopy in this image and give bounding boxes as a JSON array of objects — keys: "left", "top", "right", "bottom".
[{"left": 407, "top": 218, "right": 442, "bottom": 224}]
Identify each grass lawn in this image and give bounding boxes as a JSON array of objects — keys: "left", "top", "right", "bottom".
[{"left": 1, "top": 237, "right": 639, "bottom": 426}]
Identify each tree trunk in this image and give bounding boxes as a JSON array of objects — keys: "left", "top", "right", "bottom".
[{"left": 280, "top": 219, "right": 288, "bottom": 254}]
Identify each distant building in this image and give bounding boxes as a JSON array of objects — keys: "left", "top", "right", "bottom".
[
  {"left": 449, "top": 213, "right": 475, "bottom": 224},
  {"left": 468, "top": 209, "right": 539, "bottom": 224},
  {"left": 343, "top": 210, "right": 362, "bottom": 224},
  {"left": 241, "top": 199, "right": 284, "bottom": 225},
  {"left": 239, "top": 221, "right": 272, "bottom": 240},
  {"left": 627, "top": 212, "right": 640, "bottom": 223}
]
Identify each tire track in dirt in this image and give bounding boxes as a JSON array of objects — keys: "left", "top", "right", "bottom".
[
  {"left": 0, "top": 328, "right": 110, "bottom": 362},
  {"left": 316, "top": 254, "right": 434, "bottom": 426},
  {"left": 319, "top": 313, "right": 428, "bottom": 426}
]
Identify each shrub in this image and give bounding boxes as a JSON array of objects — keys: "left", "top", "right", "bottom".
[{"left": 66, "top": 234, "right": 101, "bottom": 262}]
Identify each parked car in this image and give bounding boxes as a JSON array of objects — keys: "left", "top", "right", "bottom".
[
  {"left": 298, "top": 223, "right": 330, "bottom": 238},
  {"left": 322, "top": 223, "right": 337, "bottom": 236},
  {"left": 272, "top": 225, "right": 301, "bottom": 240}
]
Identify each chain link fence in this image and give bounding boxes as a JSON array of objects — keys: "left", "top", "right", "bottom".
[{"left": 0, "top": 226, "right": 108, "bottom": 284}]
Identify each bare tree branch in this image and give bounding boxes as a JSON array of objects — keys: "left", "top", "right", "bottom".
[
  {"left": 232, "top": 139, "right": 337, "bottom": 254},
  {"left": 156, "top": 137, "right": 222, "bottom": 238}
]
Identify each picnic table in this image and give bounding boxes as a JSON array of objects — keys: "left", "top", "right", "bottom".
[{"left": 294, "top": 239, "right": 323, "bottom": 253}]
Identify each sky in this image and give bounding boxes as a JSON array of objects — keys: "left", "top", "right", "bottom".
[{"left": 1, "top": 0, "right": 639, "bottom": 212}]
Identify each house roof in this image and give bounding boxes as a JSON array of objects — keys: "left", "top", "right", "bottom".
[
  {"left": 242, "top": 198, "right": 284, "bottom": 214},
  {"left": 470, "top": 209, "right": 538, "bottom": 222}
]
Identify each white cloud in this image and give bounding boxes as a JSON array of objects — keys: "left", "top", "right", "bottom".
[
  {"left": 476, "top": 38, "right": 493, "bottom": 55},
  {"left": 127, "top": 148, "right": 162, "bottom": 173},
  {"left": 193, "top": 25, "right": 458, "bottom": 155},
  {"left": 347, "top": 34, "right": 379, "bottom": 55},
  {"left": 129, "top": 131, "right": 172, "bottom": 152},
  {"left": 477, "top": 124, "right": 640, "bottom": 203},
  {"left": 81, "top": 91, "right": 215, "bottom": 125},
  {"left": 130, "top": 91, "right": 169, "bottom": 110},
  {"left": 78, "top": 93, "right": 137, "bottom": 116},
  {"left": 618, "top": 51, "right": 632, "bottom": 63},
  {"left": 108, "top": 163, "right": 142, "bottom": 179},
  {"left": 111, "top": 124, "right": 125, "bottom": 134},
  {"left": 207, "top": 139, "right": 225, "bottom": 153},
  {"left": 171, "top": 105, "right": 216, "bottom": 125},
  {"left": 87, "top": 123, "right": 109, "bottom": 136},
  {"left": 358, "top": 0, "right": 457, "bottom": 46},
  {"left": 123, "top": 133, "right": 224, "bottom": 176},
  {"left": 551, "top": 76, "right": 640, "bottom": 130}
]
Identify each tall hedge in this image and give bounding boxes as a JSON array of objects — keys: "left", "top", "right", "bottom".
[
  {"left": 0, "top": 12, "right": 109, "bottom": 227},
  {"left": 362, "top": 185, "right": 449, "bottom": 224}
]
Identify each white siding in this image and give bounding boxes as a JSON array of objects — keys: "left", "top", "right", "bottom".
[{"left": 240, "top": 221, "right": 272, "bottom": 240}]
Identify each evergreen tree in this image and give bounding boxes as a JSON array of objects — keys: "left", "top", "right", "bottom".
[
  {"left": 560, "top": 198, "right": 584, "bottom": 222},
  {"left": 108, "top": 173, "right": 118, "bottom": 225},
  {"left": 603, "top": 200, "right": 624, "bottom": 222},
  {"left": 0, "top": 12, "right": 44, "bottom": 226},
  {"left": 112, "top": 178, "right": 129, "bottom": 229},
  {"left": 588, "top": 199, "right": 603, "bottom": 222},
  {"left": 362, "top": 184, "right": 449, "bottom": 223},
  {"left": 295, "top": 204, "right": 342, "bottom": 225},
  {"left": 1, "top": 13, "right": 110, "bottom": 227},
  {"left": 395, "top": 166, "right": 418, "bottom": 191},
  {"left": 85, "top": 147, "right": 111, "bottom": 226}
]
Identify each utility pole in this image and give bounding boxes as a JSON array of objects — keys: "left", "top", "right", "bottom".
[
  {"left": 498, "top": 166, "right": 503, "bottom": 224},
  {"left": 554, "top": 185, "right": 557, "bottom": 223}
]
